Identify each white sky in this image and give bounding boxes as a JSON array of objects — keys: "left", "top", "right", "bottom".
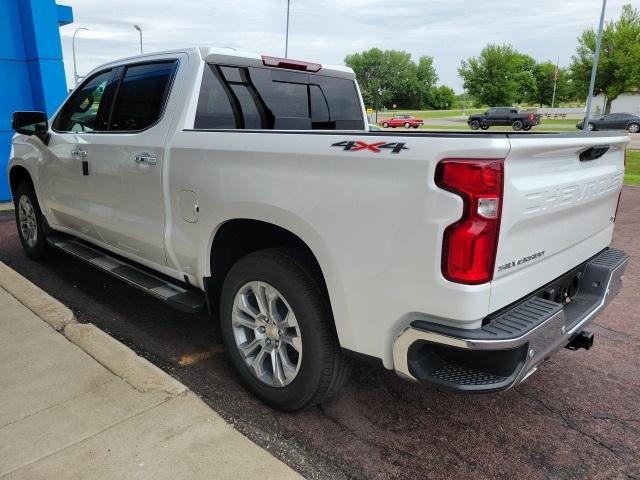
[{"left": 58, "top": 0, "right": 630, "bottom": 92}]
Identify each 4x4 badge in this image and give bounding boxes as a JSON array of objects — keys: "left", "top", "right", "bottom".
[{"left": 331, "top": 140, "right": 408, "bottom": 154}]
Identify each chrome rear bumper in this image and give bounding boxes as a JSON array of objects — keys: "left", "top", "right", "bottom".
[{"left": 393, "top": 248, "right": 628, "bottom": 392}]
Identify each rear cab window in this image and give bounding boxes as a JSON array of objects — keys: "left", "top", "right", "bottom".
[{"left": 194, "top": 63, "right": 363, "bottom": 130}]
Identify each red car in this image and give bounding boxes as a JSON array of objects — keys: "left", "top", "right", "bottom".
[{"left": 379, "top": 114, "right": 424, "bottom": 129}]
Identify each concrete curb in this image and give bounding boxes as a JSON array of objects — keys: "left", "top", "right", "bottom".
[
  {"left": 0, "top": 261, "right": 187, "bottom": 395},
  {"left": 0, "top": 261, "right": 75, "bottom": 331},
  {"left": 64, "top": 323, "right": 187, "bottom": 395}
]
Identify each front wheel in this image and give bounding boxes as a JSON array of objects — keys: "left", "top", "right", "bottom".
[
  {"left": 404, "top": 122, "right": 410, "bottom": 128},
  {"left": 588, "top": 122, "right": 595, "bottom": 131},
  {"left": 469, "top": 120, "right": 480, "bottom": 130},
  {"left": 382, "top": 122, "right": 388, "bottom": 128},
  {"left": 512, "top": 120, "right": 523, "bottom": 131},
  {"left": 628, "top": 123, "right": 639, "bottom": 134},
  {"left": 14, "top": 182, "right": 54, "bottom": 260},
  {"left": 220, "top": 248, "right": 350, "bottom": 411}
]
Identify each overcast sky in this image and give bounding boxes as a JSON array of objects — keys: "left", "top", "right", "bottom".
[{"left": 59, "top": 0, "right": 630, "bottom": 93}]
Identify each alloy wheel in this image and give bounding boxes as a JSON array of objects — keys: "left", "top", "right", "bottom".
[
  {"left": 18, "top": 195, "right": 38, "bottom": 248},
  {"left": 231, "top": 281, "right": 302, "bottom": 387}
]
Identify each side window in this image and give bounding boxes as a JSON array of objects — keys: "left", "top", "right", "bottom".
[
  {"left": 109, "top": 61, "right": 176, "bottom": 131},
  {"left": 53, "top": 69, "right": 113, "bottom": 132}
]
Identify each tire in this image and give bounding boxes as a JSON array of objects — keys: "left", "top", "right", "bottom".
[
  {"left": 413, "top": 125, "right": 419, "bottom": 129},
  {"left": 628, "top": 123, "right": 640, "bottom": 134},
  {"left": 220, "top": 247, "right": 350, "bottom": 411},
  {"left": 469, "top": 120, "right": 480, "bottom": 130},
  {"left": 382, "top": 122, "right": 388, "bottom": 128},
  {"left": 14, "top": 182, "right": 53, "bottom": 261},
  {"left": 522, "top": 125, "right": 532, "bottom": 131},
  {"left": 480, "top": 125, "right": 489, "bottom": 130},
  {"left": 588, "top": 122, "right": 595, "bottom": 131},
  {"left": 512, "top": 120, "right": 523, "bottom": 131},
  {"left": 404, "top": 122, "right": 410, "bottom": 128}
]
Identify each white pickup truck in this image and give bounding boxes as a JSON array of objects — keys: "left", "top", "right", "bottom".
[{"left": 7, "top": 47, "right": 629, "bottom": 410}]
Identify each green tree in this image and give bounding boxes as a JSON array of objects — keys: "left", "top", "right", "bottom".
[
  {"left": 458, "top": 44, "right": 536, "bottom": 107},
  {"left": 430, "top": 85, "right": 456, "bottom": 110},
  {"left": 531, "top": 62, "right": 571, "bottom": 106},
  {"left": 569, "top": 4, "right": 640, "bottom": 113},
  {"left": 344, "top": 49, "right": 438, "bottom": 109}
]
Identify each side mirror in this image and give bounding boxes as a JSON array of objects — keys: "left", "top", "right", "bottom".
[
  {"left": 12, "top": 111, "right": 49, "bottom": 145},
  {"left": 12, "top": 111, "right": 48, "bottom": 135}
]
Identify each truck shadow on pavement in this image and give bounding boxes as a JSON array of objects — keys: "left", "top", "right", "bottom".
[{"left": 1, "top": 200, "right": 639, "bottom": 480}]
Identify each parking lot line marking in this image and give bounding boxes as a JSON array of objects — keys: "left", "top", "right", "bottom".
[{"left": 175, "top": 345, "right": 226, "bottom": 367}]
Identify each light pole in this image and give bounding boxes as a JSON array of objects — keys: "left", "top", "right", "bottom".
[
  {"left": 134, "top": 24, "right": 143, "bottom": 55},
  {"left": 583, "top": 0, "right": 607, "bottom": 131},
  {"left": 285, "top": 0, "right": 290, "bottom": 58},
  {"left": 72, "top": 27, "right": 89, "bottom": 86},
  {"left": 551, "top": 55, "right": 559, "bottom": 109}
]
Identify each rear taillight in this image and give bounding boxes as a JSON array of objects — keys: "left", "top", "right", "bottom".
[{"left": 435, "top": 158, "right": 504, "bottom": 285}]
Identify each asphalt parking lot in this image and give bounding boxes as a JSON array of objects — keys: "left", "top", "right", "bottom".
[{"left": 0, "top": 187, "right": 638, "bottom": 480}]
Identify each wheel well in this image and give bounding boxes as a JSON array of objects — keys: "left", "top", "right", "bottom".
[
  {"left": 9, "top": 166, "right": 32, "bottom": 197},
  {"left": 207, "top": 219, "right": 331, "bottom": 314}
]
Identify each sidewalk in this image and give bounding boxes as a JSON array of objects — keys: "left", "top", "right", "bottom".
[{"left": 0, "top": 262, "right": 301, "bottom": 479}]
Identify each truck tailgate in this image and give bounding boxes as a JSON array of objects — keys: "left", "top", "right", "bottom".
[{"left": 490, "top": 133, "right": 628, "bottom": 312}]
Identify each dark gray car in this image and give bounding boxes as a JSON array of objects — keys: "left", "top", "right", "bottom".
[{"left": 577, "top": 113, "right": 640, "bottom": 133}]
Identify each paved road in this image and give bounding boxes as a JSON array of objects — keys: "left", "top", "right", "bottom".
[{"left": 1, "top": 189, "right": 639, "bottom": 479}]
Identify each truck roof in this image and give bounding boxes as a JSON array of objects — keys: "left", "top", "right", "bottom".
[{"left": 97, "top": 46, "right": 355, "bottom": 80}]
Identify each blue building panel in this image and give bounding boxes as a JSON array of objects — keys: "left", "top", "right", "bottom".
[
  {"left": 0, "top": 0, "right": 26, "bottom": 60},
  {"left": 0, "top": 1, "right": 72, "bottom": 201}
]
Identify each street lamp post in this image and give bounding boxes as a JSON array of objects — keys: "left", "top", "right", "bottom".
[
  {"left": 583, "top": 0, "right": 607, "bottom": 131},
  {"left": 284, "top": 0, "right": 290, "bottom": 58},
  {"left": 134, "top": 24, "right": 143, "bottom": 55},
  {"left": 72, "top": 27, "right": 89, "bottom": 86}
]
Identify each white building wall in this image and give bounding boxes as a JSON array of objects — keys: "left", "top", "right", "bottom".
[{"left": 592, "top": 93, "right": 640, "bottom": 115}]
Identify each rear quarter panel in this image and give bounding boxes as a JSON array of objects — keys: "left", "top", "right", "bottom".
[{"left": 166, "top": 130, "right": 511, "bottom": 367}]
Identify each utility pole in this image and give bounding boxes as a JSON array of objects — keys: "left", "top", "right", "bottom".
[
  {"left": 551, "top": 56, "right": 559, "bottom": 109},
  {"left": 72, "top": 27, "right": 89, "bottom": 86},
  {"left": 583, "top": 0, "right": 607, "bottom": 131},
  {"left": 134, "top": 24, "right": 143, "bottom": 55},
  {"left": 285, "top": 0, "right": 290, "bottom": 58}
]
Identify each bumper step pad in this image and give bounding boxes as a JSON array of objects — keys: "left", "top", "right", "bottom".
[{"left": 48, "top": 236, "right": 205, "bottom": 313}]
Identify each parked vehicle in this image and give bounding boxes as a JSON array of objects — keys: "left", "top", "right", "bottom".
[
  {"left": 379, "top": 114, "right": 423, "bottom": 129},
  {"left": 577, "top": 113, "right": 640, "bottom": 133},
  {"left": 468, "top": 107, "right": 541, "bottom": 131},
  {"left": 8, "top": 47, "right": 628, "bottom": 410}
]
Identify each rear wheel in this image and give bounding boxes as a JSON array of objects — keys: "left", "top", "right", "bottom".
[
  {"left": 588, "top": 122, "right": 595, "bottom": 131},
  {"left": 382, "top": 122, "right": 388, "bottom": 128},
  {"left": 413, "top": 125, "right": 419, "bottom": 129},
  {"left": 628, "top": 123, "right": 639, "bottom": 133},
  {"left": 469, "top": 120, "right": 480, "bottom": 130},
  {"left": 404, "top": 122, "right": 410, "bottom": 128},
  {"left": 220, "top": 247, "right": 350, "bottom": 411},
  {"left": 512, "top": 120, "right": 523, "bottom": 131},
  {"left": 480, "top": 125, "right": 489, "bottom": 130},
  {"left": 14, "top": 182, "right": 53, "bottom": 260},
  {"left": 522, "top": 125, "right": 532, "bottom": 131}
]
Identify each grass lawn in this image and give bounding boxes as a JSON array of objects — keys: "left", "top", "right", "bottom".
[
  {"left": 375, "top": 108, "right": 484, "bottom": 119},
  {"left": 626, "top": 150, "right": 640, "bottom": 186}
]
